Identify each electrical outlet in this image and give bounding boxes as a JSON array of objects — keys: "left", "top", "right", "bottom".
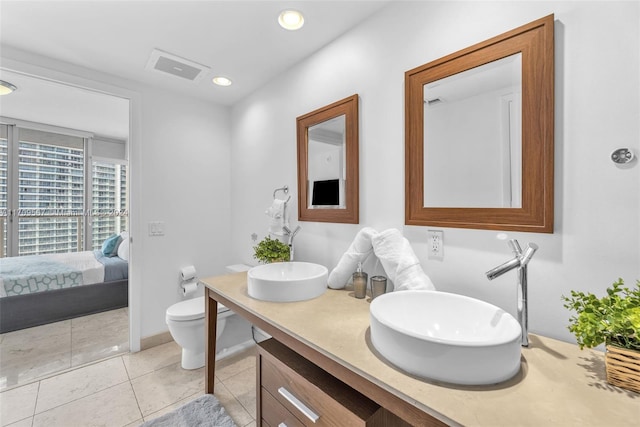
[{"left": 427, "top": 229, "right": 444, "bottom": 260}]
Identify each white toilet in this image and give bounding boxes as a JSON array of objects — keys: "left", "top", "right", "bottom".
[
  {"left": 166, "top": 264, "right": 253, "bottom": 370},
  {"left": 166, "top": 296, "right": 233, "bottom": 369}
]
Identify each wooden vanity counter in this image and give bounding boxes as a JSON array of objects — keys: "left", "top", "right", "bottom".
[{"left": 202, "top": 272, "right": 638, "bottom": 426}]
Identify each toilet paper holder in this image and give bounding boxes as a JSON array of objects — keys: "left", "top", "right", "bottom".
[{"left": 180, "top": 265, "right": 199, "bottom": 296}]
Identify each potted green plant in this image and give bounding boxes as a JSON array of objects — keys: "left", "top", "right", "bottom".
[
  {"left": 253, "top": 236, "right": 290, "bottom": 264},
  {"left": 562, "top": 278, "right": 640, "bottom": 393}
]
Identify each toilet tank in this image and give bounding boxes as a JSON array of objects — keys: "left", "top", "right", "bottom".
[{"left": 225, "top": 264, "right": 252, "bottom": 273}]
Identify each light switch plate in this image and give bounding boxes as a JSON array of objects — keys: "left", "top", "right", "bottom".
[{"left": 148, "top": 221, "right": 165, "bottom": 236}]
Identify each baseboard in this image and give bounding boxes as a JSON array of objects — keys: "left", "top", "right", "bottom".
[
  {"left": 215, "top": 339, "right": 256, "bottom": 361},
  {"left": 140, "top": 331, "right": 174, "bottom": 351}
]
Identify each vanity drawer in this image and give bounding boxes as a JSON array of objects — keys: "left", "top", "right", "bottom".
[
  {"left": 261, "top": 386, "right": 305, "bottom": 427},
  {"left": 258, "top": 339, "right": 393, "bottom": 427}
]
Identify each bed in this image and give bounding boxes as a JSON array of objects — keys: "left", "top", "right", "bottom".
[{"left": 0, "top": 234, "right": 129, "bottom": 333}]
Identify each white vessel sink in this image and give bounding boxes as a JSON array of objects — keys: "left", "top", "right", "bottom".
[
  {"left": 369, "top": 290, "right": 522, "bottom": 385},
  {"left": 247, "top": 262, "right": 328, "bottom": 302}
]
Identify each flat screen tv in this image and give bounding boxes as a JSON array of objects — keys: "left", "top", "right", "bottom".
[{"left": 311, "top": 179, "right": 340, "bottom": 206}]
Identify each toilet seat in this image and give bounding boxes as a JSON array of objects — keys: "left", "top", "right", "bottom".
[{"left": 166, "top": 296, "right": 229, "bottom": 321}]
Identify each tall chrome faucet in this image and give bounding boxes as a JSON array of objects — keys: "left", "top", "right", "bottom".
[
  {"left": 282, "top": 225, "right": 302, "bottom": 261},
  {"left": 485, "top": 239, "right": 538, "bottom": 347}
]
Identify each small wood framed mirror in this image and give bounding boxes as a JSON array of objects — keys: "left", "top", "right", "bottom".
[
  {"left": 297, "top": 94, "right": 359, "bottom": 223},
  {"left": 405, "top": 15, "right": 554, "bottom": 232}
]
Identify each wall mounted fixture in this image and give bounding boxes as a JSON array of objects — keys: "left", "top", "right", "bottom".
[
  {"left": 145, "top": 48, "right": 210, "bottom": 83},
  {"left": 297, "top": 94, "right": 359, "bottom": 224},
  {"left": 405, "top": 15, "right": 554, "bottom": 233},
  {"left": 0, "top": 80, "right": 17, "bottom": 95},
  {"left": 278, "top": 10, "right": 304, "bottom": 30},
  {"left": 611, "top": 148, "right": 635, "bottom": 164}
]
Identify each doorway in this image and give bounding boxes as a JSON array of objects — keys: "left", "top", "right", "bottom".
[{"left": 0, "top": 68, "right": 135, "bottom": 391}]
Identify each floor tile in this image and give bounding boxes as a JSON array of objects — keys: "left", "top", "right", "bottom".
[
  {"left": 142, "top": 391, "right": 204, "bottom": 422},
  {"left": 4, "top": 418, "right": 32, "bottom": 427},
  {"left": 215, "top": 346, "right": 256, "bottom": 382},
  {"left": 213, "top": 382, "right": 254, "bottom": 427},
  {"left": 1, "top": 308, "right": 129, "bottom": 392},
  {"left": 71, "top": 309, "right": 129, "bottom": 367},
  {"left": 32, "top": 382, "right": 141, "bottom": 427},
  {"left": 2, "top": 311, "right": 258, "bottom": 427},
  {"left": 122, "top": 341, "right": 181, "bottom": 380},
  {"left": 35, "top": 357, "right": 129, "bottom": 414},
  {"left": 0, "top": 382, "right": 38, "bottom": 426},
  {"left": 222, "top": 366, "right": 257, "bottom": 419},
  {"left": 0, "top": 321, "right": 71, "bottom": 390},
  {"left": 131, "top": 362, "right": 204, "bottom": 416}
]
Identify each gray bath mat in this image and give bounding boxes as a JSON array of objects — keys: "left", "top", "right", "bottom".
[{"left": 140, "top": 394, "right": 236, "bottom": 427}]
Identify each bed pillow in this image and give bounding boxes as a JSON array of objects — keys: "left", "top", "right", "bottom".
[
  {"left": 101, "top": 234, "right": 122, "bottom": 257},
  {"left": 117, "top": 231, "right": 130, "bottom": 262}
]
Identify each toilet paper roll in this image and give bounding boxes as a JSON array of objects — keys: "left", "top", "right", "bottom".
[
  {"left": 180, "top": 265, "right": 197, "bottom": 281},
  {"left": 182, "top": 281, "right": 198, "bottom": 296}
]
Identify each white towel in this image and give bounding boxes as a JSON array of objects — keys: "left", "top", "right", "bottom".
[
  {"left": 266, "top": 199, "right": 285, "bottom": 235},
  {"left": 372, "top": 229, "right": 436, "bottom": 291},
  {"left": 327, "top": 227, "right": 378, "bottom": 289}
]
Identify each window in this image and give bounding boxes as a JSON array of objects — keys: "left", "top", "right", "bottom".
[
  {"left": 91, "top": 160, "right": 127, "bottom": 249},
  {"left": 1, "top": 126, "right": 7, "bottom": 257},
  {"left": 0, "top": 123, "right": 128, "bottom": 257},
  {"left": 16, "top": 130, "right": 84, "bottom": 255}
]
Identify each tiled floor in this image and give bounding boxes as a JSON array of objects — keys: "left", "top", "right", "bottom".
[
  {"left": 1, "top": 308, "right": 130, "bottom": 391},
  {"left": 0, "top": 340, "right": 258, "bottom": 427}
]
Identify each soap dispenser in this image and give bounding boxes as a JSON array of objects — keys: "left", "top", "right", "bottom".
[{"left": 352, "top": 262, "right": 368, "bottom": 299}]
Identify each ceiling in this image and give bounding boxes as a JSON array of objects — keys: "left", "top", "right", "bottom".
[
  {"left": 0, "top": 69, "right": 131, "bottom": 139},
  {"left": 0, "top": 1, "right": 391, "bottom": 106}
]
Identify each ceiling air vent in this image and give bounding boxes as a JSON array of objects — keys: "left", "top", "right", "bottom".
[{"left": 145, "top": 49, "right": 210, "bottom": 83}]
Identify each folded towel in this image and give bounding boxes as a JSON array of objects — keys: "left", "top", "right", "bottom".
[
  {"left": 328, "top": 227, "right": 378, "bottom": 289},
  {"left": 266, "top": 199, "right": 285, "bottom": 235},
  {"left": 372, "top": 229, "right": 436, "bottom": 291}
]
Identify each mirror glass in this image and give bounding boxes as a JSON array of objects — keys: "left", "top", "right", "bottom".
[
  {"left": 297, "top": 94, "right": 358, "bottom": 224},
  {"left": 424, "top": 54, "right": 522, "bottom": 208},
  {"left": 307, "top": 115, "right": 346, "bottom": 209},
  {"left": 405, "top": 15, "right": 554, "bottom": 233}
]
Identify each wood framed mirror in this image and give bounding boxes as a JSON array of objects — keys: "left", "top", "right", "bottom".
[
  {"left": 297, "top": 94, "right": 359, "bottom": 223},
  {"left": 405, "top": 15, "right": 554, "bottom": 232}
]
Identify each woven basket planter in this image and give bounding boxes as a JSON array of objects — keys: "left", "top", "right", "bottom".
[{"left": 605, "top": 345, "right": 640, "bottom": 394}]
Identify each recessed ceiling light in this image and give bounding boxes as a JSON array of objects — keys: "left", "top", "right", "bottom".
[
  {"left": 278, "top": 10, "right": 304, "bottom": 31},
  {"left": 0, "top": 80, "right": 17, "bottom": 95},
  {"left": 212, "top": 76, "right": 232, "bottom": 87}
]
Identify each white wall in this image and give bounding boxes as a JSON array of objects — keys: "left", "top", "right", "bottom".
[
  {"left": 230, "top": 1, "right": 640, "bottom": 344},
  {"left": 308, "top": 140, "right": 341, "bottom": 182},
  {"left": 1, "top": 49, "right": 233, "bottom": 342},
  {"left": 425, "top": 88, "right": 510, "bottom": 207},
  {"left": 137, "top": 88, "right": 232, "bottom": 338}
]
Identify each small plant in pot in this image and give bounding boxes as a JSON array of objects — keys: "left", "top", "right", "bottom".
[
  {"left": 562, "top": 278, "right": 640, "bottom": 393},
  {"left": 253, "top": 236, "right": 290, "bottom": 264}
]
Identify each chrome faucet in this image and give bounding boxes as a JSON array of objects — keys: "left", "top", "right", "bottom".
[
  {"left": 485, "top": 239, "right": 538, "bottom": 347},
  {"left": 282, "top": 225, "right": 301, "bottom": 261}
]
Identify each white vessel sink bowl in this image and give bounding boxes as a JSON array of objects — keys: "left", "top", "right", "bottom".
[
  {"left": 369, "top": 290, "right": 522, "bottom": 385},
  {"left": 247, "top": 262, "right": 328, "bottom": 302}
]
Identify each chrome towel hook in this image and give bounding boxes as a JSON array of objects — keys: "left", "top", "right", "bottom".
[
  {"left": 273, "top": 185, "right": 288, "bottom": 199},
  {"left": 273, "top": 185, "right": 291, "bottom": 203}
]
